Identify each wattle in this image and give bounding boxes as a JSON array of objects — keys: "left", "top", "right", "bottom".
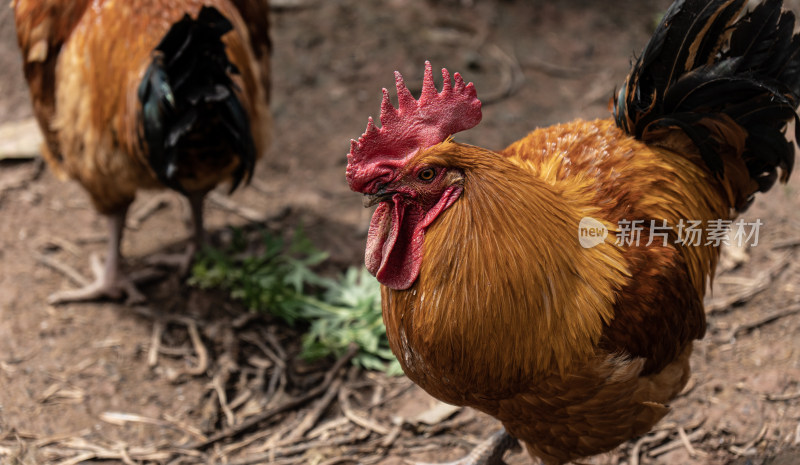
[
  {"left": 364, "top": 186, "right": 463, "bottom": 290},
  {"left": 365, "top": 196, "right": 424, "bottom": 290}
]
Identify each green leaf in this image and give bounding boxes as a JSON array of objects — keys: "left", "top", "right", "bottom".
[{"left": 189, "top": 227, "right": 401, "bottom": 375}]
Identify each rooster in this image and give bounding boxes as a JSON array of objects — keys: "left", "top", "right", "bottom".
[
  {"left": 346, "top": 0, "right": 798, "bottom": 464},
  {"left": 14, "top": 0, "right": 271, "bottom": 304}
]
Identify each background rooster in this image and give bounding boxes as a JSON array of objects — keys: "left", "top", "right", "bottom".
[
  {"left": 346, "top": 0, "right": 799, "bottom": 464},
  {"left": 13, "top": 0, "right": 271, "bottom": 304}
]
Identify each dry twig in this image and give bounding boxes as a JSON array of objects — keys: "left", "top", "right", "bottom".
[
  {"left": 182, "top": 318, "right": 210, "bottom": 377},
  {"left": 629, "top": 430, "right": 670, "bottom": 465},
  {"left": 208, "top": 191, "right": 266, "bottom": 223},
  {"left": 219, "top": 429, "right": 371, "bottom": 465},
  {"left": 648, "top": 427, "right": 706, "bottom": 458},
  {"left": 55, "top": 451, "right": 96, "bottom": 465},
  {"left": 307, "top": 417, "right": 351, "bottom": 440},
  {"left": 39, "top": 236, "right": 82, "bottom": 256},
  {"left": 284, "top": 378, "right": 343, "bottom": 442},
  {"left": 730, "top": 423, "right": 769, "bottom": 456},
  {"left": 714, "top": 305, "right": 800, "bottom": 342},
  {"left": 476, "top": 44, "right": 523, "bottom": 105},
  {"left": 100, "top": 412, "right": 207, "bottom": 442},
  {"left": 148, "top": 320, "right": 165, "bottom": 367},
  {"left": 339, "top": 386, "right": 392, "bottom": 436},
  {"left": 677, "top": 426, "right": 703, "bottom": 458},
  {"left": 367, "top": 381, "right": 414, "bottom": 411},
  {"left": 129, "top": 194, "right": 173, "bottom": 229},
  {"left": 772, "top": 238, "right": 800, "bottom": 249},
  {"left": 524, "top": 56, "right": 589, "bottom": 78},
  {"left": 706, "top": 252, "right": 792, "bottom": 314},
  {"left": 183, "top": 344, "right": 359, "bottom": 450},
  {"left": 212, "top": 372, "right": 237, "bottom": 427},
  {"left": 380, "top": 423, "right": 403, "bottom": 449},
  {"left": 764, "top": 391, "right": 800, "bottom": 402}
]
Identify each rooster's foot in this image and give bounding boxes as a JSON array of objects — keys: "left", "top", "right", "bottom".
[
  {"left": 48, "top": 253, "right": 158, "bottom": 305},
  {"left": 407, "top": 428, "right": 520, "bottom": 465}
]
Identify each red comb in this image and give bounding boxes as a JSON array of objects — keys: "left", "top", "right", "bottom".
[{"left": 346, "top": 61, "right": 482, "bottom": 193}]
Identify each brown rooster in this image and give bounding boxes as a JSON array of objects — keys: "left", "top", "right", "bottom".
[
  {"left": 14, "top": 0, "right": 271, "bottom": 304},
  {"left": 346, "top": 0, "right": 798, "bottom": 464}
]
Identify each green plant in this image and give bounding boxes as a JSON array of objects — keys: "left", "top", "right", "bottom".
[{"left": 189, "top": 228, "right": 402, "bottom": 375}]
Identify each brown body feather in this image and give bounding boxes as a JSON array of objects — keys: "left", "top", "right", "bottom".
[
  {"left": 13, "top": 0, "right": 271, "bottom": 214},
  {"left": 382, "top": 118, "right": 765, "bottom": 464},
  {"left": 13, "top": 0, "right": 92, "bottom": 165}
]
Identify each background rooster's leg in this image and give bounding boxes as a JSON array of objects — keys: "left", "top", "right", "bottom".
[
  {"left": 409, "top": 428, "right": 519, "bottom": 465},
  {"left": 49, "top": 206, "right": 146, "bottom": 305},
  {"left": 188, "top": 191, "right": 205, "bottom": 249},
  {"left": 146, "top": 191, "right": 204, "bottom": 275},
  {"left": 178, "top": 191, "right": 204, "bottom": 273}
]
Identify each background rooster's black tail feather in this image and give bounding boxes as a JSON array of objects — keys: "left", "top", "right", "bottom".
[
  {"left": 137, "top": 6, "right": 256, "bottom": 193},
  {"left": 614, "top": 0, "right": 800, "bottom": 202}
]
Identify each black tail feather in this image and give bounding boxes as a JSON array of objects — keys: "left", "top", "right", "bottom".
[
  {"left": 137, "top": 6, "right": 256, "bottom": 194},
  {"left": 614, "top": 0, "right": 799, "bottom": 200}
]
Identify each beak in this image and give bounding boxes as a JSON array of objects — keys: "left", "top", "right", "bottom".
[{"left": 363, "top": 190, "right": 394, "bottom": 208}]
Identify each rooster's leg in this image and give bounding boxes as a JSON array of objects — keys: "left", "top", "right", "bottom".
[
  {"left": 408, "top": 429, "right": 519, "bottom": 465},
  {"left": 188, "top": 190, "right": 205, "bottom": 249},
  {"left": 146, "top": 192, "right": 204, "bottom": 275},
  {"left": 49, "top": 207, "right": 147, "bottom": 305}
]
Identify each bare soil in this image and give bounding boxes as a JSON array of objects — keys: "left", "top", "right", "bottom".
[{"left": 1, "top": 1, "right": 800, "bottom": 464}]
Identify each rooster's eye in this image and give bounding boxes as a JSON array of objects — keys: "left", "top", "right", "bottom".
[{"left": 418, "top": 168, "right": 436, "bottom": 182}]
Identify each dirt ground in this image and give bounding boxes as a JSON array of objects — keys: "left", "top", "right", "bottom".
[{"left": 1, "top": 0, "right": 800, "bottom": 464}]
